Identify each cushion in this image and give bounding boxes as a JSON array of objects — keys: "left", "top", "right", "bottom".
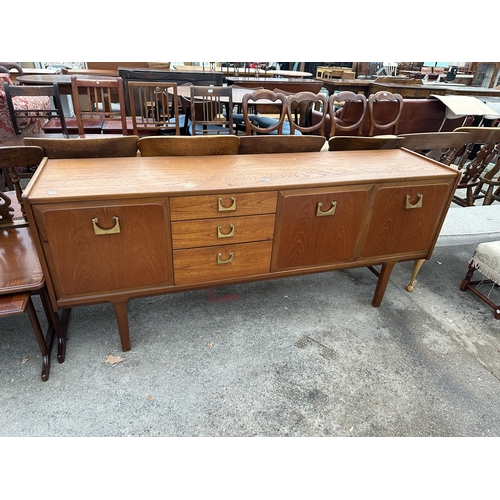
[{"left": 470, "top": 240, "right": 500, "bottom": 285}]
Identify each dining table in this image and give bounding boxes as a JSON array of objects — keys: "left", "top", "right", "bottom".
[{"left": 226, "top": 77, "right": 324, "bottom": 94}]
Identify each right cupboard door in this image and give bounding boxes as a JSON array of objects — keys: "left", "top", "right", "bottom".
[
  {"left": 360, "top": 182, "right": 453, "bottom": 258},
  {"left": 272, "top": 186, "right": 371, "bottom": 270}
]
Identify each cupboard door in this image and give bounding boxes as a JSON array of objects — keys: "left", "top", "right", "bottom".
[
  {"left": 36, "top": 200, "right": 172, "bottom": 298},
  {"left": 272, "top": 187, "right": 370, "bottom": 269},
  {"left": 361, "top": 182, "right": 452, "bottom": 258}
]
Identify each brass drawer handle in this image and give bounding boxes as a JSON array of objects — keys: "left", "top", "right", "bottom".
[
  {"left": 405, "top": 194, "right": 423, "bottom": 209},
  {"left": 217, "top": 224, "right": 235, "bottom": 238},
  {"left": 217, "top": 252, "right": 234, "bottom": 265},
  {"left": 92, "top": 216, "right": 121, "bottom": 235},
  {"left": 218, "top": 197, "right": 236, "bottom": 212},
  {"left": 316, "top": 201, "right": 337, "bottom": 217}
]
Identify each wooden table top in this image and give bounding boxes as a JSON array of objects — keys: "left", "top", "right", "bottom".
[
  {"left": 16, "top": 74, "right": 118, "bottom": 85},
  {"left": 227, "top": 77, "right": 324, "bottom": 93},
  {"left": 0, "top": 227, "right": 44, "bottom": 295}
]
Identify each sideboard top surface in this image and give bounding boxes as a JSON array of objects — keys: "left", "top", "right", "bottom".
[{"left": 24, "top": 149, "right": 459, "bottom": 203}]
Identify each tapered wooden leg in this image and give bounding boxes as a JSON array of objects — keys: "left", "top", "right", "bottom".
[
  {"left": 113, "top": 301, "right": 131, "bottom": 351},
  {"left": 372, "top": 262, "right": 396, "bottom": 307},
  {"left": 407, "top": 258, "right": 426, "bottom": 292}
]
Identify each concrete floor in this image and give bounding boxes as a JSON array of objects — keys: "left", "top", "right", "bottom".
[{"left": 1, "top": 242, "right": 500, "bottom": 437}]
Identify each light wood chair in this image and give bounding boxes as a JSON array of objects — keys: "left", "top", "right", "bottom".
[
  {"left": 0, "top": 146, "right": 66, "bottom": 381},
  {"left": 70, "top": 76, "right": 128, "bottom": 136},
  {"left": 238, "top": 135, "right": 326, "bottom": 154},
  {"left": 127, "top": 81, "right": 180, "bottom": 136},
  {"left": 3, "top": 82, "right": 69, "bottom": 137},
  {"left": 23, "top": 135, "right": 140, "bottom": 158},
  {"left": 138, "top": 135, "right": 241, "bottom": 156},
  {"left": 368, "top": 91, "right": 404, "bottom": 136},
  {"left": 328, "top": 91, "right": 368, "bottom": 137},
  {"left": 286, "top": 91, "right": 328, "bottom": 136},
  {"left": 328, "top": 135, "right": 405, "bottom": 151}
]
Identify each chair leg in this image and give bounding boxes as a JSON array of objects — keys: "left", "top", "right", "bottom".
[{"left": 460, "top": 263, "right": 500, "bottom": 319}]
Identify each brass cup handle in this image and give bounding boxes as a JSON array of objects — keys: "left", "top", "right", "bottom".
[
  {"left": 405, "top": 194, "right": 423, "bottom": 209},
  {"left": 92, "top": 216, "right": 121, "bottom": 235},
  {"left": 217, "top": 252, "right": 234, "bottom": 265},
  {"left": 217, "top": 224, "right": 235, "bottom": 238},
  {"left": 316, "top": 201, "right": 337, "bottom": 217},
  {"left": 218, "top": 197, "right": 236, "bottom": 212}
]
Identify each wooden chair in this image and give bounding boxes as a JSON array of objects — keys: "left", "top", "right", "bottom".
[
  {"left": 70, "top": 76, "right": 128, "bottom": 136},
  {"left": 286, "top": 91, "right": 328, "bottom": 136},
  {"left": 328, "top": 135, "right": 405, "bottom": 151},
  {"left": 452, "top": 127, "right": 500, "bottom": 206},
  {"left": 398, "top": 131, "right": 471, "bottom": 165},
  {"left": 23, "top": 135, "right": 140, "bottom": 158},
  {"left": 241, "top": 89, "right": 288, "bottom": 135},
  {"left": 328, "top": 91, "right": 368, "bottom": 137},
  {"left": 3, "top": 82, "right": 69, "bottom": 137},
  {"left": 238, "top": 135, "right": 326, "bottom": 154},
  {"left": 189, "top": 85, "right": 233, "bottom": 135},
  {"left": 368, "top": 91, "right": 404, "bottom": 136},
  {"left": 0, "top": 146, "right": 66, "bottom": 381},
  {"left": 137, "top": 135, "right": 241, "bottom": 156},
  {"left": 127, "top": 81, "right": 180, "bottom": 136}
]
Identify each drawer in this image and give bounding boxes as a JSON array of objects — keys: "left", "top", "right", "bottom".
[
  {"left": 171, "top": 214, "right": 275, "bottom": 249},
  {"left": 174, "top": 241, "right": 273, "bottom": 285},
  {"left": 170, "top": 191, "right": 277, "bottom": 221}
]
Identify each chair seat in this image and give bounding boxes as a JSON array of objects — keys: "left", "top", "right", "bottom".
[
  {"left": 470, "top": 241, "right": 500, "bottom": 285},
  {"left": 252, "top": 116, "right": 301, "bottom": 135}
]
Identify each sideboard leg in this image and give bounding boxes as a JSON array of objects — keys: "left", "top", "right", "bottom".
[
  {"left": 406, "top": 258, "right": 426, "bottom": 292},
  {"left": 372, "top": 262, "right": 396, "bottom": 307},
  {"left": 112, "top": 301, "right": 131, "bottom": 351}
]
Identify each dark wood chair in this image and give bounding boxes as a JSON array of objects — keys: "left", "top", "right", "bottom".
[
  {"left": 70, "top": 76, "right": 128, "bottom": 136},
  {"left": 238, "top": 135, "right": 326, "bottom": 154},
  {"left": 0, "top": 146, "right": 66, "bottom": 381},
  {"left": 138, "top": 135, "right": 240, "bottom": 156},
  {"left": 328, "top": 91, "right": 368, "bottom": 137},
  {"left": 286, "top": 91, "right": 328, "bottom": 136},
  {"left": 23, "top": 135, "right": 140, "bottom": 158},
  {"left": 328, "top": 135, "right": 405, "bottom": 151},
  {"left": 3, "top": 82, "right": 69, "bottom": 137},
  {"left": 241, "top": 89, "right": 288, "bottom": 135},
  {"left": 127, "top": 81, "right": 181, "bottom": 136},
  {"left": 368, "top": 91, "right": 404, "bottom": 136},
  {"left": 189, "top": 85, "right": 234, "bottom": 135}
]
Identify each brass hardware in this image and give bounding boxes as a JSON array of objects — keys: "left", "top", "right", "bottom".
[
  {"left": 316, "top": 201, "right": 337, "bottom": 217},
  {"left": 217, "top": 224, "right": 235, "bottom": 238},
  {"left": 405, "top": 194, "right": 423, "bottom": 209},
  {"left": 218, "top": 197, "right": 236, "bottom": 211},
  {"left": 92, "top": 216, "right": 121, "bottom": 235},
  {"left": 217, "top": 252, "right": 234, "bottom": 264}
]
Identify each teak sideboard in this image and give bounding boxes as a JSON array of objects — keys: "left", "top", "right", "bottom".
[{"left": 23, "top": 150, "right": 461, "bottom": 351}]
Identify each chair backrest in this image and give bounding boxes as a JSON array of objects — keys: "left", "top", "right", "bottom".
[
  {"left": 23, "top": 136, "right": 140, "bottom": 158},
  {"left": 368, "top": 91, "right": 404, "bottom": 136},
  {"left": 286, "top": 91, "right": 328, "bottom": 135},
  {"left": 127, "top": 81, "right": 180, "bottom": 136},
  {"left": 189, "top": 86, "right": 233, "bottom": 135},
  {"left": 70, "top": 76, "right": 127, "bottom": 136},
  {"left": 328, "top": 135, "right": 405, "bottom": 151},
  {"left": 328, "top": 91, "right": 368, "bottom": 137},
  {"left": 138, "top": 135, "right": 241, "bottom": 156},
  {"left": 3, "top": 82, "right": 69, "bottom": 137},
  {"left": 398, "top": 131, "right": 471, "bottom": 165},
  {"left": 238, "top": 135, "right": 326, "bottom": 154},
  {"left": 0, "top": 146, "right": 44, "bottom": 227},
  {"left": 241, "top": 89, "right": 288, "bottom": 135}
]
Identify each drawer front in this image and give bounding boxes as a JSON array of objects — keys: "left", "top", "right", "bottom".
[
  {"left": 171, "top": 214, "right": 275, "bottom": 249},
  {"left": 174, "top": 241, "right": 273, "bottom": 285},
  {"left": 35, "top": 200, "right": 172, "bottom": 298},
  {"left": 272, "top": 186, "right": 371, "bottom": 269},
  {"left": 361, "top": 182, "right": 453, "bottom": 258},
  {"left": 170, "top": 191, "right": 277, "bottom": 221}
]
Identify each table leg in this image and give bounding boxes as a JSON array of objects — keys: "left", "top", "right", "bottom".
[
  {"left": 372, "top": 262, "right": 396, "bottom": 307},
  {"left": 113, "top": 301, "right": 131, "bottom": 351},
  {"left": 26, "top": 297, "right": 51, "bottom": 382},
  {"left": 407, "top": 258, "right": 426, "bottom": 292}
]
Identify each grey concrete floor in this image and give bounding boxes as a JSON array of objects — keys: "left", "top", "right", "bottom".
[{"left": 1, "top": 242, "right": 500, "bottom": 437}]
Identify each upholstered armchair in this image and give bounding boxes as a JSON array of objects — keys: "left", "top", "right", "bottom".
[{"left": 0, "top": 73, "right": 51, "bottom": 145}]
